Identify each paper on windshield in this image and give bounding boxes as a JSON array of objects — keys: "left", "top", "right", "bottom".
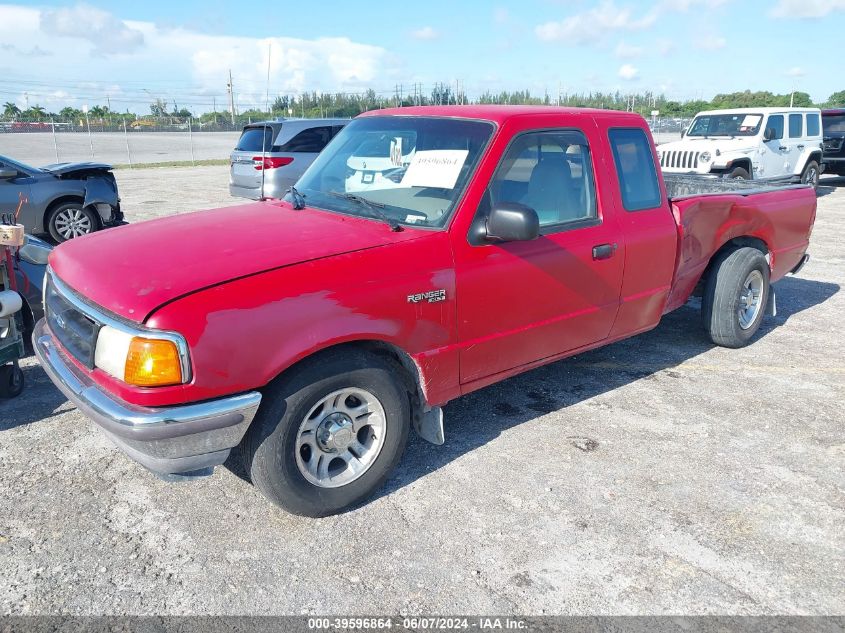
[
  {"left": 740, "top": 115, "right": 761, "bottom": 129},
  {"left": 402, "top": 150, "right": 468, "bottom": 189}
]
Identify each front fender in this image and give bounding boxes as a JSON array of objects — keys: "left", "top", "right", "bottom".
[{"left": 125, "top": 234, "right": 460, "bottom": 409}]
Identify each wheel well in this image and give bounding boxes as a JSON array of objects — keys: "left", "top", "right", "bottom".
[
  {"left": 728, "top": 158, "right": 752, "bottom": 175},
  {"left": 43, "top": 195, "right": 90, "bottom": 230},
  {"left": 271, "top": 340, "right": 428, "bottom": 417},
  {"left": 804, "top": 151, "right": 822, "bottom": 168},
  {"left": 693, "top": 236, "right": 769, "bottom": 296}
]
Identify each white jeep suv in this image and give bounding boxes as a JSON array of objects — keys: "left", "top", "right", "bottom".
[{"left": 657, "top": 107, "right": 824, "bottom": 188}]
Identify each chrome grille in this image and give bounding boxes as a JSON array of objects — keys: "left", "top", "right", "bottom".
[
  {"left": 45, "top": 274, "right": 99, "bottom": 368},
  {"left": 659, "top": 150, "right": 700, "bottom": 169}
]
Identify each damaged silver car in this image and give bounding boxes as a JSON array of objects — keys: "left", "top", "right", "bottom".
[{"left": 0, "top": 154, "right": 123, "bottom": 242}]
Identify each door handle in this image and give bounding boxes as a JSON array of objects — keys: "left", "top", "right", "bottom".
[
  {"left": 592, "top": 243, "right": 617, "bottom": 260},
  {"left": 797, "top": 144, "right": 805, "bottom": 150},
  {"left": 779, "top": 146, "right": 789, "bottom": 152}
]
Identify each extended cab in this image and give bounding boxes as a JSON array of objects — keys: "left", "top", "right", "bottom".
[
  {"left": 34, "top": 106, "right": 817, "bottom": 516},
  {"left": 657, "top": 107, "right": 824, "bottom": 189}
]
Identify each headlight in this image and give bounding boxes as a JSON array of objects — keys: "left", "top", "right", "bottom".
[
  {"left": 699, "top": 151, "right": 712, "bottom": 163},
  {"left": 95, "top": 325, "right": 188, "bottom": 387}
]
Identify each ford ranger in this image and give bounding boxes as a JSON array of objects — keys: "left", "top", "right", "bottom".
[{"left": 33, "top": 106, "right": 817, "bottom": 516}]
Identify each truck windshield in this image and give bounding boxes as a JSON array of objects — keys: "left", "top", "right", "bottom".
[
  {"left": 294, "top": 116, "right": 494, "bottom": 228},
  {"left": 687, "top": 113, "right": 763, "bottom": 137}
]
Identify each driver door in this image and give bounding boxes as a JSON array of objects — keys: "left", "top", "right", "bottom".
[{"left": 453, "top": 127, "right": 624, "bottom": 384}]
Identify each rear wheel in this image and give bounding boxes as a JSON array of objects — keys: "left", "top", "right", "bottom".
[
  {"left": 240, "top": 350, "right": 410, "bottom": 516},
  {"left": 726, "top": 166, "right": 750, "bottom": 180},
  {"left": 47, "top": 202, "right": 99, "bottom": 242},
  {"left": 800, "top": 160, "right": 820, "bottom": 191},
  {"left": 702, "top": 247, "right": 770, "bottom": 348}
]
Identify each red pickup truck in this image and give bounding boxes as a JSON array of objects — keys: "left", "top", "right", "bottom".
[{"left": 34, "top": 106, "right": 816, "bottom": 516}]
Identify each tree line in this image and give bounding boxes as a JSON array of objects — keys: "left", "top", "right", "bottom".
[{"left": 3, "top": 88, "right": 844, "bottom": 126}]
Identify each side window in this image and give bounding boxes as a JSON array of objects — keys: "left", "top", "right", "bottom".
[
  {"left": 789, "top": 113, "right": 803, "bottom": 138},
  {"left": 489, "top": 130, "right": 597, "bottom": 229},
  {"left": 331, "top": 125, "right": 345, "bottom": 138},
  {"left": 806, "top": 113, "right": 820, "bottom": 137},
  {"left": 608, "top": 128, "right": 661, "bottom": 212},
  {"left": 767, "top": 115, "right": 784, "bottom": 140},
  {"left": 277, "top": 126, "right": 333, "bottom": 153}
]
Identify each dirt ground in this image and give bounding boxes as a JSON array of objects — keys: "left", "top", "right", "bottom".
[{"left": 0, "top": 167, "right": 842, "bottom": 615}]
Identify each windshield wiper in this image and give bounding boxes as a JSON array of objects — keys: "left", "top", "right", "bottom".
[
  {"left": 329, "top": 191, "right": 402, "bottom": 231},
  {"left": 285, "top": 185, "right": 306, "bottom": 210}
]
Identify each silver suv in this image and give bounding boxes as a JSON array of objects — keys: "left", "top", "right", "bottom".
[{"left": 229, "top": 118, "right": 348, "bottom": 200}]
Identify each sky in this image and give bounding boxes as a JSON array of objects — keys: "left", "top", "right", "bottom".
[{"left": 0, "top": 0, "right": 843, "bottom": 115}]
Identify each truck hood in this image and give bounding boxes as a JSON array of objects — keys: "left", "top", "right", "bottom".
[
  {"left": 40, "top": 162, "right": 114, "bottom": 178},
  {"left": 658, "top": 137, "right": 757, "bottom": 157},
  {"left": 49, "top": 200, "right": 427, "bottom": 323}
]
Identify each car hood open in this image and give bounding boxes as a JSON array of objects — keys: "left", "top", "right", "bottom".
[{"left": 49, "top": 200, "right": 427, "bottom": 323}]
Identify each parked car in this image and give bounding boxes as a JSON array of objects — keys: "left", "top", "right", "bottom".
[
  {"left": 657, "top": 107, "right": 824, "bottom": 189},
  {"left": 11, "top": 234, "right": 51, "bottom": 345},
  {"left": 821, "top": 108, "right": 845, "bottom": 177},
  {"left": 0, "top": 155, "right": 123, "bottom": 242},
  {"left": 229, "top": 118, "right": 348, "bottom": 200},
  {"left": 35, "top": 106, "right": 816, "bottom": 517}
]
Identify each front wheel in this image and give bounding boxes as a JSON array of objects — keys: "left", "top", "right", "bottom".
[
  {"left": 702, "top": 247, "right": 770, "bottom": 348},
  {"left": 240, "top": 350, "right": 410, "bottom": 516},
  {"left": 47, "top": 202, "right": 99, "bottom": 242}
]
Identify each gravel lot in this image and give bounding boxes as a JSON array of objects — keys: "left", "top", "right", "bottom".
[{"left": 0, "top": 167, "right": 842, "bottom": 616}]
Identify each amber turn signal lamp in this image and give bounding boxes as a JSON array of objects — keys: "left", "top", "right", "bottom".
[{"left": 124, "top": 337, "right": 183, "bottom": 387}]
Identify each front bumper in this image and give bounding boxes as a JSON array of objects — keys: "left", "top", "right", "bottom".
[{"left": 33, "top": 319, "right": 262, "bottom": 478}]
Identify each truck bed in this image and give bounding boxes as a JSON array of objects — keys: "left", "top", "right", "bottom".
[
  {"left": 664, "top": 173, "right": 808, "bottom": 201},
  {"left": 664, "top": 178, "right": 817, "bottom": 313}
]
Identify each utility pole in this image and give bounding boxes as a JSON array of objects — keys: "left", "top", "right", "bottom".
[{"left": 227, "top": 69, "right": 236, "bottom": 125}]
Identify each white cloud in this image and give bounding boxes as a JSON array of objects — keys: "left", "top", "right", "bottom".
[
  {"left": 535, "top": 2, "right": 658, "bottom": 45},
  {"left": 0, "top": 3, "right": 396, "bottom": 112},
  {"left": 694, "top": 34, "right": 726, "bottom": 50},
  {"left": 770, "top": 0, "right": 845, "bottom": 18},
  {"left": 786, "top": 67, "right": 805, "bottom": 77},
  {"left": 615, "top": 41, "right": 643, "bottom": 58},
  {"left": 40, "top": 3, "right": 144, "bottom": 55},
  {"left": 618, "top": 64, "right": 639, "bottom": 80},
  {"left": 411, "top": 26, "right": 439, "bottom": 40},
  {"left": 662, "top": 0, "right": 727, "bottom": 10}
]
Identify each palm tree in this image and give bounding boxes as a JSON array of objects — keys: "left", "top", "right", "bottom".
[
  {"left": 24, "top": 105, "right": 46, "bottom": 121},
  {"left": 3, "top": 102, "right": 21, "bottom": 119}
]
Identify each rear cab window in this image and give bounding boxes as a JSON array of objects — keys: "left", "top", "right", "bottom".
[{"left": 608, "top": 128, "right": 661, "bottom": 211}]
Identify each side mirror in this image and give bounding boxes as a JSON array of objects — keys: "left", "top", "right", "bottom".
[
  {"left": 485, "top": 202, "right": 540, "bottom": 242},
  {"left": 0, "top": 168, "right": 17, "bottom": 180},
  {"left": 763, "top": 127, "right": 776, "bottom": 141}
]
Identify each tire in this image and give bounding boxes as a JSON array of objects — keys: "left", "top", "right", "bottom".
[
  {"left": 702, "top": 247, "right": 770, "bottom": 348},
  {"left": 240, "top": 350, "right": 411, "bottom": 517},
  {"left": 800, "top": 160, "right": 820, "bottom": 191},
  {"left": 0, "top": 363, "right": 24, "bottom": 398},
  {"left": 47, "top": 202, "right": 99, "bottom": 242},
  {"left": 726, "top": 166, "right": 750, "bottom": 180}
]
